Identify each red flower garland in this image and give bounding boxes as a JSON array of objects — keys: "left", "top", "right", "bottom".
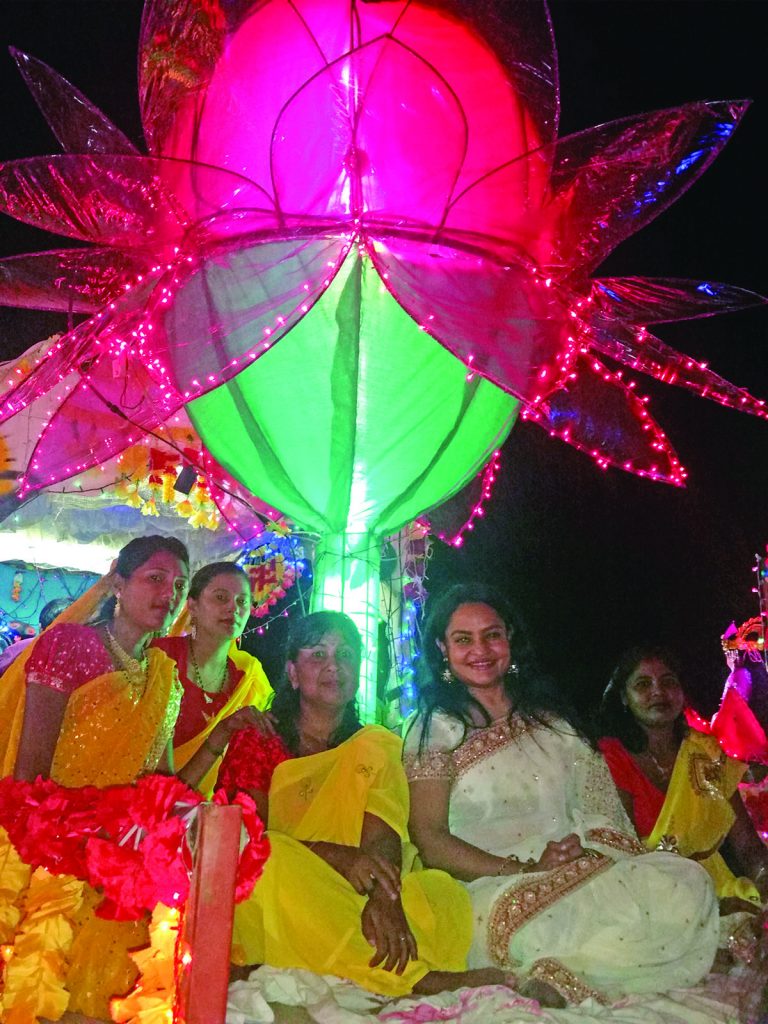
[{"left": 0, "top": 774, "right": 269, "bottom": 920}]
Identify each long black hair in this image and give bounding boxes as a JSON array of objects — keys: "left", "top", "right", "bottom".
[
  {"left": 269, "top": 610, "right": 364, "bottom": 755},
  {"left": 409, "top": 582, "right": 578, "bottom": 753},
  {"left": 99, "top": 535, "right": 189, "bottom": 620},
  {"left": 595, "top": 645, "right": 688, "bottom": 753}
]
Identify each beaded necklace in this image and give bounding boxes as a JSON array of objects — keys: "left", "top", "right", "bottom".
[
  {"left": 103, "top": 626, "right": 148, "bottom": 705},
  {"left": 188, "top": 639, "right": 229, "bottom": 704}
]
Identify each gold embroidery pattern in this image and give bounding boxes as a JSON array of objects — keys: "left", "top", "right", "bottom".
[
  {"left": 355, "top": 763, "right": 374, "bottom": 778},
  {"left": 528, "top": 957, "right": 608, "bottom": 1006},
  {"left": 688, "top": 751, "right": 726, "bottom": 798},
  {"left": 298, "top": 779, "right": 314, "bottom": 802},
  {"left": 585, "top": 827, "right": 645, "bottom": 856},
  {"left": 655, "top": 834, "right": 680, "bottom": 853},
  {"left": 144, "top": 675, "right": 183, "bottom": 773},
  {"left": 453, "top": 716, "right": 534, "bottom": 779},
  {"left": 487, "top": 854, "right": 611, "bottom": 967},
  {"left": 403, "top": 751, "right": 454, "bottom": 782}
]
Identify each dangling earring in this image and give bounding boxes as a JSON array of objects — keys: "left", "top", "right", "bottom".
[
  {"left": 114, "top": 593, "right": 121, "bottom": 615},
  {"left": 190, "top": 620, "right": 197, "bottom": 641},
  {"left": 441, "top": 658, "right": 453, "bottom": 684},
  {"left": 507, "top": 662, "right": 518, "bottom": 677}
]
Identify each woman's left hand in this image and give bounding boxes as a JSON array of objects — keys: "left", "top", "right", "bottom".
[{"left": 362, "top": 889, "right": 418, "bottom": 974}]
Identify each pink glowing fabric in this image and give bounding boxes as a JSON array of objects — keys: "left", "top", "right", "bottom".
[{"left": 0, "top": 0, "right": 764, "bottom": 512}]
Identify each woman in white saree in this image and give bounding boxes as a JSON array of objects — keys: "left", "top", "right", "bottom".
[{"left": 403, "top": 584, "right": 720, "bottom": 1008}]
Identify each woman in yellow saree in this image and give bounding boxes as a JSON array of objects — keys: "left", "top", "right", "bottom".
[
  {"left": 218, "top": 611, "right": 511, "bottom": 997},
  {"left": 596, "top": 645, "right": 767, "bottom": 908},
  {"left": 152, "top": 562, "right": 274, "bottom": 797},
  {"left": 0, "top": 535, "right": 190, "bottom": 1024}
]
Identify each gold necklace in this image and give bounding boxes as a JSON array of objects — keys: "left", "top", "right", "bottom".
[
  {"left": 188, "top": 640, "right": 229, "bottom": 703},
  {"left": 104, "top": 627, "right": 148, "bottom": 704},
  {"left": 646, "top": 748, "right": 675, "bottom": 780}
]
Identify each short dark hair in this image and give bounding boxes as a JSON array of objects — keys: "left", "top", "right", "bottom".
[
  {"left": 189, "top": 561, "right": 248, "bottom": 601},
  {"left": 595, "top": 645, "right": 687, "bottom": 752},
  {"left": 270, "top": 610, "right": 363, "bottom": 754}
]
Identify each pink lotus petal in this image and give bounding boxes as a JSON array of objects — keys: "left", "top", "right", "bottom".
[
  {"left": 0, "top": 248, "right": 151, "bottom": 313},
  {"left": 368, "top": 235, "right": 567, "bottom": 402},
  {"left": 586, "top": 322, "right": 768, "bottom": 420},
  {"left": 549, "top": 100, "right": 749, "bottom": 272},
  {"left": 523, "top": 354, "right": 687, "bottom": 485},
  {"left": 22, "top": 352, "right": 182, "bottom": 491},
  {"left": 154, "top": 233, "right": 352, "bottom": 397}
]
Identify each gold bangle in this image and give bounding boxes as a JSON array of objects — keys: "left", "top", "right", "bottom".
[{"left": 496, "top": 854, "right": 536, "bottom": 876}]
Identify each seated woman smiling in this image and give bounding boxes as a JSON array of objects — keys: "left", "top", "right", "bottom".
[
  {"left": 403, "top": 584, "right": 720, "bottom": 1008},
  {"left": 596, "top": 645, "right": 768, "bottom": 912},
  {"left": 218, "top": 610, "right": 512, "bottom": 996}
]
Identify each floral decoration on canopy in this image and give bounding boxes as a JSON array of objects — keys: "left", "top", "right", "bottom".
[{"left": 0, "top": 0, "right": 763, "bottom": 510}]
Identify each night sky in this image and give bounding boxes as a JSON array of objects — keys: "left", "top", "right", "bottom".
[{"left": 0, "top": 1, "right": 766, "bottom": 714}]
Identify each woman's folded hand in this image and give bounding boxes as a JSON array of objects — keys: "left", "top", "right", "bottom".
[
  {"left": 362, "top": 889, "right": 418, "bottom": 974},
  {"left": 345, "top": 850, "right": 402, "bottom": 899}
]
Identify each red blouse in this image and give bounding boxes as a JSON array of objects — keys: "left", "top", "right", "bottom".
[
  {"left": 598, "top": 737, "right": 665, "bottom": 837},
  {"left": 26, "top": 623, "right": 112, "bottom": 694},
  {"left": 152, "top": 635, "right": 244, "bottom": 746}
]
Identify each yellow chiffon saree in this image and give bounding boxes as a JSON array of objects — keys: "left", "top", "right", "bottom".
[
  {"left": 231, "top": 725, "right": 472, "bottom": 995},
  {"left": 0, "top": 629, "right": 181, "bottom": 1023}
]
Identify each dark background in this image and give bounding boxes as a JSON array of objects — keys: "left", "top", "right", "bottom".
[{"left": 0, "top": 1, "right": 766, "bottom": 715}]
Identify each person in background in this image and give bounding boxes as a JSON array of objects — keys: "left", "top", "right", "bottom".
[
  {"left": 153, "top": 561, "right": 273, "bottom": 796},
  {"left": 0, "top": 535, "right": 189, "bottom": 1023},
  {"left": 596, "top": 645, "right": 768, "bottom": 910},
  {"left": 0, "top": 596, "right": 72, "bottom": 676}
]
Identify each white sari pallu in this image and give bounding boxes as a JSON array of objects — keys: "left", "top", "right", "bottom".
[{"left": 403, "top": 712, "right": 720, "bottom": 1006}]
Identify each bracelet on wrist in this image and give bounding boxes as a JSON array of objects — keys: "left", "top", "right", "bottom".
[{"left": 496, "top": 854, "right": 537, "bottom": 876}]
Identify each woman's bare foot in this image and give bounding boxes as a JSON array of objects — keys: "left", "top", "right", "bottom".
[
  {"left": 413, "top": 967, "right": 517, "bottom": 994},
  {"left": 519, "top": 978, "right": 567, "bottom": 1008}
]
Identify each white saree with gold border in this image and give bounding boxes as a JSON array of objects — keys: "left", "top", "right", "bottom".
[{"left": 404, "top": 712, "right": 719, "bottom": 1004}]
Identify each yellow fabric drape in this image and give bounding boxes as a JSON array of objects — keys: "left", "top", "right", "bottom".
[
  {"left": 646, "top": 731, "right": 761, "bottom": 904},
  {"left": 0, "top": 642, "right": 180, "bottom": 1023},
  {"left": 173, "top": 646, "right": 273, "bottom": 797},
  {"left": 232, "top": 726, "right": 472, "bottom": 995}
]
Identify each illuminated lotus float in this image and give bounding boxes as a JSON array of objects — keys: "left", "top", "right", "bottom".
[{"left": 0, "top": 0, "right": 765, "bottom": 719}]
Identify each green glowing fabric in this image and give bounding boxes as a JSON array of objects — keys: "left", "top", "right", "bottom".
[{"left": 188, "top": 251, "right": 518, "bottom": 537}]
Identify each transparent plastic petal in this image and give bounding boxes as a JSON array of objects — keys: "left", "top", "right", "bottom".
[
  {"left": 11, "top": 48, "right": 139, "bottom": 156},
  {"left": 586, "top": 322, "right": 768, "bottom": 421},
  {"left": 155, "top": 234, "right": 352, "bottom": 398},
  {"left": 523, "top": 354, "right": 686, "bottom": 485},
  {"left": 0, "top": 248, "right": 151, "bottom": 313},
  {"left": 548, "top": 100, "right": 749, "bottom": 272},
  {"left": 444, "top": 100, "right": 747, "bottom": 274},
  {"left": 23, "top": 352, "right": 182, "bottom": 491},
  {"left": 0, "top": 322, "right": 96, "bottom": 425},
  {"left": 588, "top": 277, "right": 767, "bottom": 324},
  {"left": 368, "top": 236, "right": 568, "bottom": 402},
  {"left": 0, "top": 155, "right": 189, "bottom": 247},
  {"left": 0, "top": 155, "right": 271, "bottom": 249}
]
